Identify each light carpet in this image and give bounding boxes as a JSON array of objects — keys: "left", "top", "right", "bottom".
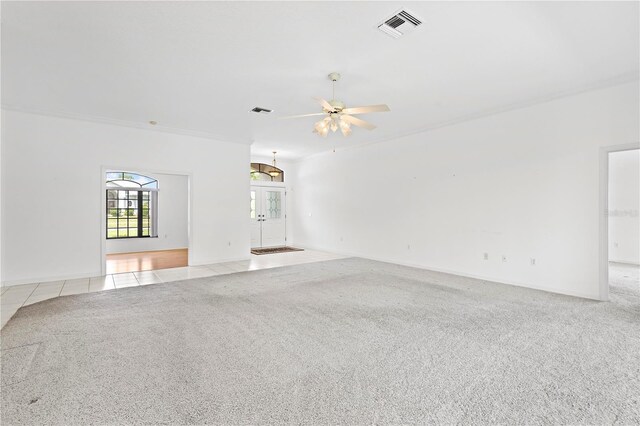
[{"left": 1, "top": 258, "right": 639, "bottom": 425}]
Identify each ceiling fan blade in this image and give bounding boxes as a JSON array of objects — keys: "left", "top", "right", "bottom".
[
  {"left": 341, "top": 104, "right": 390, "bottom": 115},
  {"left": 279, "top": 112, "right": 327, "bottom": 120},
  {"left": 313, "top": 97, "right": 335, "bottom": 112},
  {"left": 340, "top": 114, "right": 376, "bottom": 130}
]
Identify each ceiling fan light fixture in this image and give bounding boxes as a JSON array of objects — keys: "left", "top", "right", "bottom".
[
  {"left": 282, "top": 72, "right": 390, "bottom": 138},
  {"left": 339, "top": 118, "right": 352, "bottom": 136}
]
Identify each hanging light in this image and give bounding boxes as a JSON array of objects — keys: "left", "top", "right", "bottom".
[
  {"left": 268, "top": 151, "right": 281, "bottom": 177},
  {"left": 330, "top": 116, "right": 338, "bottom": 133},
  {"left": 339, "top": 118, "right": 352, "bottom": 136},
  {"left": 314, "top": 116, "right": 331, "bottom": 138}
]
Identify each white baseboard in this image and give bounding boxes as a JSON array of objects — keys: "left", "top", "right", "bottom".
[
  {"left": 609, "top": 259, "right": 640, "bottom": 266},
  {"left": 297, "top": 243, "right": 601, "bottom": 301},
  {"left": 2, "top": 270, "right": 102, "bottom": 288}
]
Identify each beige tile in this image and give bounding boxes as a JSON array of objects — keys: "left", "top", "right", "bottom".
[
  {"left": 35, "top": 281, "right": 65, "bottom": 292},
  {"left": 134, "top": 271, "right": 163, "bottom": 285},
  {"left": 64, "top": 278, "right": 90, "bottom": 285},
  {"left": 24, "top": 293, "right": 58, "bottom": 306},
  {"left": 23, "top": 281, "right": 65, "bottom": 305},
  {"left": 59, "top": 281, "right": 89, "bottom": 296},
  {"left": 1, "top": 284, "right": 38, "bottom": 306},
  {"left": 156, "top": 267, "right": 215, "bottom": 281},
  {"left": 114, "top": 281, "right": 139, "bottom": 289},
  {"left": 89, "top": 276, "right": 115, "bottom": 292},
  {"left": 113, "top": 273, "right": 139, "bottom": 288},
  {"left": 207, "top": 264, "right": 236, "bottom": 274}
]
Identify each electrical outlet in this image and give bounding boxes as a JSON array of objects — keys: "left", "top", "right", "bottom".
[
  {"left": 228, "top": 241, "right": 231, "bottom": 246},
  {"left": 530, "top": 258, "right": 536, "bottom": 266},
  {"left": 407, "top": 244, "right": 411, "bottom": 250},
  {"left": 483, "top": 253, "right": 489, "bottom": 260},
  {"left": 502, "top": 255, "right": 507, "bottom": 263}
]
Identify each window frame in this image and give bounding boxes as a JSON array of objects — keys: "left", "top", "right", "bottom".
[{"left": 106, "top": 172, "right": 158, "bottom": 240}]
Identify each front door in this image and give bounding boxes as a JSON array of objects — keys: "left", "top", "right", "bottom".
[{"left": 250, "top": 187, "right": 286, "bottom": 248}]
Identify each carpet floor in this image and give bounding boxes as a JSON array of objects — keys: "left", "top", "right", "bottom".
[{"left": 1, "top": 258, "right": 638, "bottom": 425}]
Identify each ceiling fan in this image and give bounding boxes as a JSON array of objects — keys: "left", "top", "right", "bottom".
[{"left": 280, "top": 72, "right": 390, "bottom": 137}]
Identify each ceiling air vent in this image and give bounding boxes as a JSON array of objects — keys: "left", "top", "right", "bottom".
[
  {"left": 378, "top": 9, "right": 422, "bottom": 38},
  {"left": 250, "top": 107, "right": 273, "bottom": 114}
]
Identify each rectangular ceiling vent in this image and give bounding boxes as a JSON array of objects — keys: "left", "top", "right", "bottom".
[
  {"left": 250, "top": 107, "right": 273, "bottom": 114},
  {"left": 378, "top": 9, "right": 422, "bottom": 39}
]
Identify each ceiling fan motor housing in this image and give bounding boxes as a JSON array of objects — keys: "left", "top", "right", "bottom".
[{"left": 328, "top": 99, "right": 345, "bottom": 112}]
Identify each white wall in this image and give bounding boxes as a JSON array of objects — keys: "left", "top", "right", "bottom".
[
  {"left": 292, "top": 81, "right": 639, "bottom": 300},
  {"left": 608, "top": 149, "right": 640, "bottom": 264},
  {"left": 1, "top": 110, "right": 250, "bottom": 285},
  {"left": 105, "top": 172, "right": 189, "bottom": 254}
]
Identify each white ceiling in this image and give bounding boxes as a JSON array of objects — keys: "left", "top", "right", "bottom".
[{"left": 2, "top": 1, "right": 638, "bottom": 159}]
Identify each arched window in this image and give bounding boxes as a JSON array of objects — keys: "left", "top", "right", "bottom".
[
  {"left": 106, "top": 172, "right": 158, "bottom": 239},
  {"left": 250, "top": 163, "right": 284, "bottom": 182}
]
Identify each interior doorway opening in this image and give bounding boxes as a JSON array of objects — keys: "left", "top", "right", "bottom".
[
  {"left": 606, "top": 148, "right": 640, "bottom": 300},
  {"left": 102, "top": 169, "right": 190, "bottom": 275}
]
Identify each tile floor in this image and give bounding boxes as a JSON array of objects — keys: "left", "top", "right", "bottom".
[{"left": 0, "top": 249, "right": 345, "bottom": 329}]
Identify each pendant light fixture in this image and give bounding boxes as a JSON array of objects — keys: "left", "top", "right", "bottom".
[{"left": 268, "top": 151, "right": 281, "bottom": 177}]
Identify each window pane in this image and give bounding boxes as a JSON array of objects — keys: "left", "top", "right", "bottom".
[
  {"left": 106, "top": 172, "right": 122, "bottom": 181},
  {"left": 265, "top": 191, "right": 281, "bottom": 219},
  {"left": 107, "top": 174, "right": 158, "bottom": 239},
  {"left": 250, "top": 191, "right": 256, "bottom": 219}
]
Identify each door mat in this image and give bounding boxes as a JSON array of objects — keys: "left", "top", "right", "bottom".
[{"left": 251, "top": 247, "right": 305, "bottom": 255}]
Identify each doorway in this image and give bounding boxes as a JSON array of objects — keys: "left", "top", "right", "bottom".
[
  {"left": 607, "top": 148, "right": 640, "bottom": 299},
  {"left": 101, "top": 169, "right": 191, "bottom": 276},
  {"left": 251, "top": 186, "right": 286, "bottom": 248},
  {"left": 600, "top": 145, "right": 640, "bottom": 300}
]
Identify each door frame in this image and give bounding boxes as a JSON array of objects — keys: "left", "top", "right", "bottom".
[
  {"left": 250, "top": 182, "right": 286, "bottom": 248},
  {"left": 598, "top": 143, "right": 640, "bottom": 301},
  {"left": 100, "top": 166, "right": 193, "bottom": 276}
]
